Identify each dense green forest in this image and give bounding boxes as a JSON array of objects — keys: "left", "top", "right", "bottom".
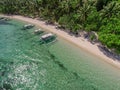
[{"left": 0, "top": 0, "right": 120, "bottom": 53}]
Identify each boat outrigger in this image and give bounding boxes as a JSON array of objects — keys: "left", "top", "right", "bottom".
[
  {"left": 34, "top": 29, "right": 44, "bottom": 34},
  {"left": 40, "top": 33, "right": 56, "bottom": 43},
  {"left": 22, "top": 24, "right": 34, "bottom": 30}
]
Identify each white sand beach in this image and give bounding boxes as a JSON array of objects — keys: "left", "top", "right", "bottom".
[{"left": 1, "top": 15, "right": 120, "bottom": 69}]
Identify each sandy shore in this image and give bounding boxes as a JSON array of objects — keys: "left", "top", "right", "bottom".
[{"left": 1, "top": 15, "right": 120, "bottom": 69}]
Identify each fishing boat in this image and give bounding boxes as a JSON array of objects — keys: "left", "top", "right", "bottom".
[
  {"left": 0, "top": 17, "right": 5, "bottom": 20},
  {"left": 34, "top": 29, "right": 44, "bottom": 34},
  {"left": 40, "top": 33, "right": 56, "bottom": 43},
  {"left": 0, "top": 17, "right": 10, "bottom": 21},
  {"left": 23, "top": 24, "right": 34, "bottom": 30}
]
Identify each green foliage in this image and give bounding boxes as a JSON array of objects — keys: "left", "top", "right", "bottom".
[
  {"left": 58, "top": 15, "right": 70, "bottom": 28},
  {"left": 100, "top": 1, "right": 120, "bottom": 19},
  {"left": 85, "top": 7, "right": 100, "bottom": 31},
  {"left": 99, "top": 17, "right": 120, "bottom": 51},
  {"left": 99, "top": 33, "right": 120, "bottom": 50},
  {"left": 100, "top": 18, "right": 120, "bottom": 34},
  {"left": 96, "top": 0, "right": 113, "bottom": 11},
  {"left": 90, "top": 34, "right": 96, "bottom": 41}
]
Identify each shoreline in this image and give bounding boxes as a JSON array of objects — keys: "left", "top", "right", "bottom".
[{"left": 1, "top": 15, "right": 120, "bottom": 70}]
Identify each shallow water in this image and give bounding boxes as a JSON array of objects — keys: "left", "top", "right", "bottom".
[{"left": 0, "top": 19, "right": 120, "bottom": 90}]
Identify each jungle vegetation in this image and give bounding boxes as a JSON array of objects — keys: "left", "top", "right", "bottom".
[{"left": 0, "top": 0, "right": 120, "bottom": 53}]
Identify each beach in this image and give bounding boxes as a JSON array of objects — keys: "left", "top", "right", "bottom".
[{"left": 1, "top": 14, "right": 120, "bottom": 69}]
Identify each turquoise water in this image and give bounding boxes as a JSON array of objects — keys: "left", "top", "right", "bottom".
[{"left": 0, "top": 19, "right": 120, "bottom": 90}]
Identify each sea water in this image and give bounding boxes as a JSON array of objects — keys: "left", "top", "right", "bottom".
[{"left": 0, "top": 19, "right": 120, "bottom": 90}]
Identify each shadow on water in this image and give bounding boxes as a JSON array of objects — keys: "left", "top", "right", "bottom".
[
  {"left": 0, "top": 59, "right": 14, "bottom": 90},
  {"left": 0, "top": 84, "right": 12, "bottom": 90},
  {"left": 47, "top": 50, "right": 68, "bottom": 71},
  {"left": 47, "top": 50, "right": 91, "bottom": 86},
  {"left": 0, "top": 20, "right": 14, "bottom": 26},
  {"left": 72, "top": 72, "right": 79, "bottom": 79},
  {"left": 0, "top": 59, "right": 14, "bottom": 77},
  {"left": 48, "top": 50, "right": 81, "bottom": 80},
  {"left": 39, "top": 40, "right": 57, "bottom": 46},
  {"left": 54, "top": 60, "right": 68, "bottom": 71},
  {"left": 3, "top": 83, "right": 12, "bottom": 90}
]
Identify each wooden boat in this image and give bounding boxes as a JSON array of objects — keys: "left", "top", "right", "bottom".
[
  {"left": 40, "top": 33, "right": 56, "bottom": 43},
  {"left": 23, "top": 24, "right": 34, "bottom": 30},
  {"left": 34, "top": 29, "right": 44, "bottom": 34},
  {"left": 0, "top": 17, "right": 10, "bottom": 21},
  {"left": 0, "top": 17, "right": 5, "bottom": 20}
]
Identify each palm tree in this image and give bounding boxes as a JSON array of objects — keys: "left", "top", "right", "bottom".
[
  {"left": 100, "top": 1, "right": 120, "bottom": 19},
  {"left": 96, "top": 0, "right": 113, "bottom": 11},
  {"left": 77, "top": 0, "right": 94, "bottom": 28}
]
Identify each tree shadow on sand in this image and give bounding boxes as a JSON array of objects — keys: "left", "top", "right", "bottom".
[{"left": 97, "top": 45, "right": 120, "bottom": 61}]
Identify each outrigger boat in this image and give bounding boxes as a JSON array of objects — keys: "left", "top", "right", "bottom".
[
  {"left": 0, "top": 17, "right": 5, "bottom": 20},
  {"left": 34, "top": 29, "right": 44, "bottom": 34},
  {"left": 0, "top": 17, "right": 10, "bottom": 21},
  {"left": 40, "top": 33, "right": 56, "bottom": 43},
  {"left": 22, "top": 24, "right": 34, "bottom": 30}
]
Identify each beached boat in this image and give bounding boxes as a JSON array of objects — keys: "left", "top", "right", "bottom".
[
  {"left": 34, "top": 29, "right": 44, "bottom": 34},
  {"left": 40, "top": 33, "right": 56, "bottom": 43},
  {"left": 23, "top": 24, "right": 34, "bottom": 30},
  {"left": 0, "top": 17, "right": 5, "bottom": 20},
  {"left": 0, "top": 17, "right": 10, "bottom": 21}
]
